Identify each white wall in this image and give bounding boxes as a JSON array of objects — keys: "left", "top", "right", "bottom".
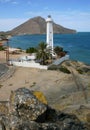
[{"left": 10, "top": 61, "right": 48, "bottom": 70}]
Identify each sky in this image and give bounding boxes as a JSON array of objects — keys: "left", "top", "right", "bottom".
[{"left": 0, "top": 0, "right": 90, "bottom": 32}]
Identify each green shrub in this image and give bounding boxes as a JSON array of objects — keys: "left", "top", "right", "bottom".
[
  {"left": 88, "top": 84, "right": 90, "bottom": 89},
  {"left": 30, "top": 82, "right": 36, "bottom": 87},
  {"left": 65, "top": 61, "right": 71, "bottom": 66},
  {"left": 77, "top": 69, "right": 83, "bottom": 74},
  {"left": 54, "top": 46, "right": 63, "bottom": 55},
  {"left": 26, "top": 47, "right": 37, "bottom": 53},
  {"left": 59, "top": 66, "right": 71, "bottom": 74},
  {"left": 0, "top": 46, "right": 4, "bottom": 51},
  {"left": 9, "top": 84, "right": 13, "bottom": 86},
  {"left": 0, "top": 84, "right": 3, "bottom": 88},
  {"left": 48, "top": 65, "right": 58, "bottom": 70},
  {"left": 17, "top": 47, "right": 22, "bottom": 52},
  {"left": 86, "top": 113, "right": 90, "bottom": 122}
]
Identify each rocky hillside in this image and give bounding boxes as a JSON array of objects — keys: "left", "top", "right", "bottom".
[
  {"left": 0, "top": 59, "right": 89, "bottom": 126},
  {"left": 0, "top": 88, "right": 89, "bottom": 130},
  {"left": 8, "top": 16, "right": 76, "bottom": 35}
]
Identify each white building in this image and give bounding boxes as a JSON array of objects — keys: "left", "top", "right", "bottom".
[{"left": 9, "top": 54, "right": 48, "bottom": 70}]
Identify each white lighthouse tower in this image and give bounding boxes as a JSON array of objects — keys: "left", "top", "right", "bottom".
[{"left": 46, "top": 15, "right": 54, "bottom": 53}]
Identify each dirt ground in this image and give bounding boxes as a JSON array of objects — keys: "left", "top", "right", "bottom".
[{"left": 0, "top": 50, "right": 90, "bottom": 122}]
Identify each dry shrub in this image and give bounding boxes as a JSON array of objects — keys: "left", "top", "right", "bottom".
[{"left": 86, "top": 113, "right": 90, "bottom": 123}]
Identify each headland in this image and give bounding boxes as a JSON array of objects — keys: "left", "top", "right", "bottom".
[{"left": 0, "top": 50, "right": 90, "bottom": 124}]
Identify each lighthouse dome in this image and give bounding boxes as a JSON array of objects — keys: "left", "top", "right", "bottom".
[{"left": 46, "top": 15, "right": 53, "bottom": 22}]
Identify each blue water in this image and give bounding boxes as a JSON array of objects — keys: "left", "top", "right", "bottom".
[{"left": 8, "top": 32, "right": 90, "bottom": 64}]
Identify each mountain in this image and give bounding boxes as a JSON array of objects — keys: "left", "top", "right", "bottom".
[{"left": 9, "top": 16, "right": 76, "bottom": 35}]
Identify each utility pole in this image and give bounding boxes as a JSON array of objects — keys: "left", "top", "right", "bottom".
[{"left": 6, "top": 38, "right": 9, "bottom": 65}]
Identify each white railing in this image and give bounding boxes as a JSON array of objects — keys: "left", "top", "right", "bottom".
[{"left": 53, "top": 55, "right": 69, "bottom": 65}]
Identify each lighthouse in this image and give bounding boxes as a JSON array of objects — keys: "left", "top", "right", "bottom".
[{"left": 46, "top": 15, "right": 54, "bottom": 53}]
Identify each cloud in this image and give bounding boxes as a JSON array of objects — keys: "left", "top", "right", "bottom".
[
  {"left": 25, "top": 11, "right": 44, "bottom": 17},
  {"left": 30, "top": 9, "right": 90, "bottom": 31},
  {"left": 20, "top": 9, "right": 90, "bottom": 31},
  {"left": 0, "top": 18, "right": 28, "bottom": 31},
  {"left": 44, "top": 7, "right": 49, "bottom": 10},
  {"left": 55, "top": 11, "right": 90, "bottom": 31},
  {"left": 0, "top": 0, "right": 11, "bottom": 3},
  {"left": 0, "top": 0, "right": 18, "bottom": 4},
  {"left": 12, "top": 1, "right": 18, "bottom": 4},
  {"left": 0, "top": 10, "right": 90, "bottom": 32}
]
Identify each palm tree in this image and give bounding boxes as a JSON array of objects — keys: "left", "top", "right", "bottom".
[{"left": 36, "top": 42, "right": 49, "bottom": 65}]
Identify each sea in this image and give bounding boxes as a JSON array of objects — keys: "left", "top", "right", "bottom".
[{"left": 8, "top": 32, "right": 90, "bottom": 65}]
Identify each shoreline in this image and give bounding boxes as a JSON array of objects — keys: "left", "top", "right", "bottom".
[{"left": 5, "top": 32, "right": 90, "bottom": 65}]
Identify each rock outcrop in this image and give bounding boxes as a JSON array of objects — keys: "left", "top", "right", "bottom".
[
  {"left": 8, "top": 16, "right": 76, "bottom": 35},
  {"left": 0, "top": 87, "right": 89, "bottom": 130}
]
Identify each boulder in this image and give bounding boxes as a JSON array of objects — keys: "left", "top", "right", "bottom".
[
  {"left": 9, "top": 88, "right": 47, "bottom": 122},
  {"left": 0, "top": 87, "right": 89, "bottom": 130}
]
